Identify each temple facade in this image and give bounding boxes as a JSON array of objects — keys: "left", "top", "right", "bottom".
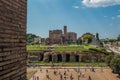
[{"left": 49, "top": 26, "right": 77, "bottom": 45}]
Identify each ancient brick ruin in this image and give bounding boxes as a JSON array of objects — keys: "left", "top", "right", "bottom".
[
  {"left": 0, "top": 0, "right": 27, "bottom": 80},
  {"left": 28, "top": 51, "right": 106, "bottom": 63}
]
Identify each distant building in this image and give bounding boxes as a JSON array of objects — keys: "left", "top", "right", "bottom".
[
  {"left": 41, "top": 38, "right": 46, "bottom": 45},
  {"left": 49, "top": 26, "right": 77, "bottom": 45},
  {"left": 49, "top": 29, "right": 62, "bottom": 44},
  {"left": 66, "top": 32, "right": 77, "bottom": 44},
  {"left": 34, "top": 37, "right": 41, "bottom": 44}
]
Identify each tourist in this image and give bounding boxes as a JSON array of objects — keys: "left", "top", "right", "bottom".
[
  {"left": 46, "top": 69, "right": 48, "bottom": 73},
  {"left": 40, "top": 68, "right": 42, "bottom": 73},
  {"left": 82, "top": 73, "right": 85, "bottom": 77},
  {"left": 78, "top": 74, "right": 80, "bottom": 80},
  {"left": 92, "top": 67, "right": 95, "bottom": 72},
  {"left": 60, "top": 74, "right": 62, "bottom": 80},
  {"left": 88, "top": 76, "right": 92, "bottom": 80},
  {"left": 54, "top": 70, "right": 56, "bottom": 75},
  {"left": 70, "top": 74, "right": 73, "bottom": 80},
  {"left": 37, "top": 76, "right": 39, "bottom": 80},
  {"left": 100, "top": 65, "right": 103, "bottom": 72},
  {"left": 46, "top": 74, "right": 49, "bottom": 80},
  {"left": 64, "top": 74, "right": 66, "bottom": 80}
]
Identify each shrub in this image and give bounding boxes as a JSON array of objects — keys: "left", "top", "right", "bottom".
[
  {"left": 105, "top": 54, "right": 114, "bottom": 66},
  {"left": 110, "top": 55, "right": 120, "bottom": 75}
]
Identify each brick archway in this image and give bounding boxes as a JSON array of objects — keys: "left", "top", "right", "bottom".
[
  {"left": 66, "top": 54, "right": 70, "bottom": 62},
  {"left": 48, "top": 55, "right": 52, "bottom": 61},
  {"left": 75, "top": 55, "right": 79, "bottom": 62},
  {"left": 57, "top": 54, "right": 62, "bottom": 62},
  {"left": 39, "top": 54, "right": 44, "bottom": 61}
]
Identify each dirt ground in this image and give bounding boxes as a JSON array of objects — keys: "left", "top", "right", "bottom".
[{"left": 27, "top": 66, "right": 120, "bottom": 80}]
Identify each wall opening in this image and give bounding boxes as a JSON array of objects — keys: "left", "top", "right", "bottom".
[
  {"left": 76, "top": 55, "right": 79, "bottom": 62},
  {"left": 57, "top": 54, "right": 62, "bottom": 62},
  {"left": 39, "top": 54, "right": 44, "bottom": 61},
  {"left": 66, "top": 54, "right": 70, "bottom": 62},
  {"left": 49, "top": 55, "right": 52, "bottom": 61}
]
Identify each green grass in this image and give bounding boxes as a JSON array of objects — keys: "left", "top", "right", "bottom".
[
  {"left": 54, "top": 46, "right": 85, "bottom": 51},
  {"left": 27, "top": 45, "right": 97, "bottom": 51},
  {"left": 27, "top": 45, "right": 47, "bottom": 51},
  {"left": 31, "top": 62, "right": 107, "bottom": 67}
]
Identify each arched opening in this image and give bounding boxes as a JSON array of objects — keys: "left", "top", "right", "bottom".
[
  {"left": 66, "top": 54, "right": 70, "bottom": 62},
  {"left": 75, "top": 55, "right": 79, "bottom": 62},
  {"left": 57, "top": 54, "right": 62, "bottom": 62},
  {"left": 49, "top": 55, "right": 52, "bottom": 61},
  {"left": 39, "top": 54, "right": 44, "bottom": 61}
]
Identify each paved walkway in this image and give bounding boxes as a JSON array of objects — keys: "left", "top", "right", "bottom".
[{"left": 28, "top": 66, "right": 119, "bottom": 80}]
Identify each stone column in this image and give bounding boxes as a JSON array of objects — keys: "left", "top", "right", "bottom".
[
  {"left": 43, "top": 52, "right": 49, "bottom": 62},
  {"left": 62, "top": 54, "right": 66, "bottom": 62},
  {"left": 70, "top": 54, "right": 75, "bottom": 62},
  {"left": 79, "top": 54, "right": 82, "bottom": 62},
  {"left": 52, "top": 54, "right": 57, "bottom": 62}
]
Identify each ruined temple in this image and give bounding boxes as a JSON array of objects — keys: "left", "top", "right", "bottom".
[{"left": 49, "top": 26, "right": 77, "bottom": 45}]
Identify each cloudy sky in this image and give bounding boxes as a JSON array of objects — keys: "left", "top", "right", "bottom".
[{"left": 27, "top": 0, "right": 120, "bottom": 39}]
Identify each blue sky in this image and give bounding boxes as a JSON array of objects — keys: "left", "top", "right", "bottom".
[{"left": 27, "top": 0, "right": 120, "bottom": 39}]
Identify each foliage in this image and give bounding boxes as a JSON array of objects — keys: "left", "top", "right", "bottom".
[
  {"left": 82, "top": 35, "right": 93, "bottom": 44},
  {"left": 106, "top": 55, "right": 120, "bottom": 75},
  {"left": 27, "top": 45, "right": 96, "bottom": 51},
  {"left": 27, "top": 33, "right": 39, "bottom": 45},
  {"left": 27, "top": 45, "right": 47, "bottom": 51},
  {"left": 89, "top": 47, "right": 111, "bottom": 55},
  {"left": 110, "top": 55, "right": 120, "bottom": 75},
  {"left": 96, "top": 33, "right": 99, "bottom": 40},
  {"left": 117, "top": 34, "right": 120, "bottom": 41},
  {"left": 105, "top": 54, "right": 114, "bottom": 66}
]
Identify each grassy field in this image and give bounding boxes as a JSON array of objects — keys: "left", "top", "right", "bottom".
[
  {"left": 27, "top": 45, "right": 99, "bottom": 51},
  {"left": 31, "top": 62, "right": 107, "bottom": 67},
  {"left": 27, "top": 45, "right": 47, "bottom": 51}
]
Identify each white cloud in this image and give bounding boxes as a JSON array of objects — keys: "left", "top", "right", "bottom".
[
  {"left": 73, "top": 6, "right": 79, "bottom": 9},
  {"left": 82, "top": 0, "right": 120, "bottom": 8},
  {"left": 117, "top": 15, "right": 120, "bottom": 18}
]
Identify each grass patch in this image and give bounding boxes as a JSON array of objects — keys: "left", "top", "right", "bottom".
[
  {"left": 27, "top": 45, "right": 96, "bottom": 51},
  {"left": 27, "top": 45, "right": 47, "bottom": 51},
  {"left": 27, "top": 45, "right": 110, "bottom": 54}
]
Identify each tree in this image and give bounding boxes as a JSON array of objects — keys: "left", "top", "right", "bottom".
[
  {"left": 96, "top": 33, "right": 99, "bottom": 40},
  {"left": 117, "top": 34, "right": 120, "bottom": 41},
  {"left": 27, "top": 33, "right": 39, "bottom": 45},
  {"left": 110, "top": 55, "right": 120, "bottom": 75},
  {"left": 105, "top": 54, "right": 114, "bottom": 66},
  {"left": 82, "top": 35, "right": 92, "bottom": 44}
]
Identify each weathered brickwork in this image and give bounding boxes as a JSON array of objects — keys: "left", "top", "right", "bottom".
[{"left": 0, "top": 0, "right": 27, "bottom": 80}]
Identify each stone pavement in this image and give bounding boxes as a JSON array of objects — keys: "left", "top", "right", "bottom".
[{"left": 28, "top": 66, "right": 119, "bottom": 80}]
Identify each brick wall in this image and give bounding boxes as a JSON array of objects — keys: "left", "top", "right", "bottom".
[{"left": 0, "top": 0, "right": 27, "bottom": 80}]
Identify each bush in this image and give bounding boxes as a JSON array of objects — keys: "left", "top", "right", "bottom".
[
  {"left": 106, "top": 55, "right": 120, "bottom": 75},
  {"left": 110, "top": 55, "right": 120, "bottom": 75},
  {"left": 105, "top": 54, "right": 114, "bottom": 66}
]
